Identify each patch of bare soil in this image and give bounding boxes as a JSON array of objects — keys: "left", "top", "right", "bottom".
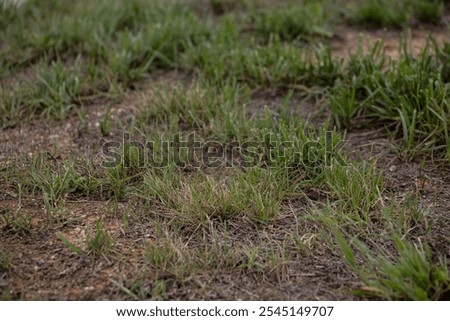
[
  {"left": 0, "top": 197, "right": 357, "bottom": 300},
  {"left": 330, "top": 27, "right": 449, "bottom": 59},
  {"left": 247, "top": 88, "right": 328, "bottom": 123}
]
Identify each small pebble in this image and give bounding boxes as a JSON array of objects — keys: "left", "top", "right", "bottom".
[{"left": 389, "top": 165, "right": 397, "bottom": 172}]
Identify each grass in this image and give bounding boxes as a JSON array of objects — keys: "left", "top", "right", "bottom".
[
  {"left": 347, "top": 0, "right": 445, "bottom": 28},
  {"left": 332, "top": 41, "right": 450, "bottom": 160},
  {"left": 86, "top": 219, "right": 114, "bottom": 255},
  {"left": 0, "top": 0, "right": 449, "bottom": 301},
  {"left": 1, "top": 209, "right": 32, "bottom": 235},
  {"left": 252, "top": 1, "right": 332, "bottom": 42},
  {"left": 412, "top": 0, "right": 445, "bottom": 24},
  {"left": 105, "top": 5, "right": 212, "bottom": 86},
  {"left": 0, "top": 250, "right": 12, "bottom": 271},
  {"left": 137, "top": 81, "right": 250, "bottom": 139},
  {"left": 27, "top": 156, "right": 79, "bottom": 221},
  {"left": 20, "top": 154, "right": 103, "bottom": 222},
  {"left": 0, "top": 183, "right": 32, "bottom": 235},
  {"left": 138, "top": 167, "right": 286, "bottom": 223},
  {"left": 337, "top": 234, "right": 450, "bottom": 300},
  {"left": 0, "top": 0, "right": 213, "bottom": 125},
  {"left": 1, "top": 58, "right": 84, "bottom": 125},
  {"left": 0, "top": 1, "right": 211, "bottom": 69},
  {"left": 348, "top": 0, "right": 411, "bottom": 28},
  {"left": 182, "top": 37, "right": 341, "bottom": 89}
]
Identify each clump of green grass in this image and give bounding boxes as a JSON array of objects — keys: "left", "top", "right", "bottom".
[
  {"left": 337, "top": 234, "right": 450, "bottom": 300},
  {"left": 380, "top": 194, "right": 430, "bottom": 236},
  {"left": 327, "top": 42, "right": 386, "bottom": 128},
  {"left": 26, "top": 155, "right": 101, "bottom": 221},
  {"left": 348, "top": 0, "right": 411, "bottom": 28},
  {"left": 1, "top": 209, "right": 32, "bottom": 235},
  {"left": 251, "top": 119, "right": 347, "bottom": 185},
  {"left": 332, "top": 41, "right": 450, "bottom": 160},
  {"left": 103, "top": 139, "right": 150, "bottom": 200},
  {"left": 105, "top": 6, "right": 212, "bottom": 86},
  {"left": 28, "top": 156, "right": 76, "bottom": 221},
  {"left": 146, "top": 242, "right": 178, "bottom": 271},
  {"left": 105, "top": 165, "right": 129, "bottom": 201},
  {"left": 31, "top": 58, "right": 84, "bottom": 119},
  {"left": 183, "top": 37, "right": 341, "bottom": 88},
  {"left": 0, "top": 250, "right": 12, "bottom": 271},
  {"left": 1, "top": 58, "right": 85, "bottom": 125},
  {"left": 139, "top": 167, "right": 285, "bottom": 223},
  {"left": 437, "top": 42, "right": 450, "bottom": 89},
  {"left": 86, "top": 219, "right": 114, "bottom": 255},
  {"left": 0, "top": 87, "right": 23, "bottom": 127},
  {"left": 0, "top": 183, "right": 32, "bottom": 235},
  {"left": 252, "top": 2, "right": 332, "bottom": 42},
  {"left": 145, "top": 230, "right": 200, "bottom": 280},
  {"left": 322, "top": 161, "right": 384, "bottom": 221},
  {"left": 308, "top": 160, "right": 385, "bottom": 235},
  {"left": 411, "top": 0, "right": 444, "bottom": 24},
  {"left": 329, "top": 84, "right": 361, "bottom": 129},
  {"left": 347, "top": 0, "right": 444, "bottom": 28},
  {"left": 151, "top": 279, "right": 167, "bottom": 300},
  {"left": 234, "top": 168, "right": 286, "bottom": 223},
  {"left": 99, "top": 107, "right": 112, "bottom": 137},
  {"left": 138, "top": 81, "right": 249, "bottom": 138}
]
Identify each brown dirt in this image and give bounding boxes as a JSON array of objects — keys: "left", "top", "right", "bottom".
[
  {"left": 0, "top": 197, "right": 357, "bottom": 300},
  {"left": 330, "top": 27, "right": 449, "bottom": 59}
]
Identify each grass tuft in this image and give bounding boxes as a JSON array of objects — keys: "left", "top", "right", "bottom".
[
  {"left": 348, "top": 0, "right": 411, "bottom": 28},
  {"left": 86, "top": 219, "right": 114, "bottom": 255},
  {"left": 337, "top": 234, "right": 450, "bottom": 300},
  {"left": 252, "top": 2, "right": 332, "bottom": 42},
  {"left": 0, "top": 250, "right": 12, "bottom": 271}
]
